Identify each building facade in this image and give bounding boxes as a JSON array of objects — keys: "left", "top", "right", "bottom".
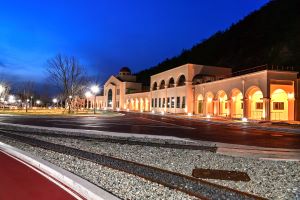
[{"left": 86, "top": 64, "right": 300, "bottom": 121}]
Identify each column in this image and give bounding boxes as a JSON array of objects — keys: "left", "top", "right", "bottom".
[
  {"left": 213, "top": 99, "right": 218, "bottom": 116},
  {"left": 227, "top": 99, "right": 232, "bottom": 118},
  {"left": 243, "top": 98, "right": 249, "bottom": 118},
  {"left": 263, "top": 97, "right": 271, "bottom": 120}
]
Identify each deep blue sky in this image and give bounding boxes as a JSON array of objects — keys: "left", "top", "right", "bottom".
[{"left": 0, "top": 0, "right": 269, "bottom": 83}]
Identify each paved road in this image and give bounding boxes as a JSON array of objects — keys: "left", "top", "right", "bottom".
[
  {"left": 0, "top": 112, "right": 300, "bottom": 149},
  {"left": 0, "top": 151, "right": 79, "bottom": 200}
]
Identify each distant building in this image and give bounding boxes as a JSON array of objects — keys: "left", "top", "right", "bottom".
[{"left": 86, "top": 64, "right": 300, "bottom": 121}]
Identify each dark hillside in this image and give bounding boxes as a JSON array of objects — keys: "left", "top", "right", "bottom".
[{"left": 136, "top": 0, "right": 300, "bottom": 84}]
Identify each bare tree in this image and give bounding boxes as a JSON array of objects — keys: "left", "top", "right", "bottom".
[
  {"left": 0, "top": 81, "right": 10, "bottom": 110},
  {"left": 46, "top": 54, "right": 87, "bottom": 113},
  {"left": 14, "top": 81, "right": 36, "bottom": 112}
]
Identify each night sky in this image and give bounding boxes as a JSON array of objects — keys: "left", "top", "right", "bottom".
[{"left": 0, "top": 0, "right": 269, "bottom": 84}]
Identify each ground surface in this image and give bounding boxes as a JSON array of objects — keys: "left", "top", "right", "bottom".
[
  {"left": 0, "top": 112, "right": 300, "bottom": 149},
  {"left": 0, "top": 151, "right": 77, "bottom": 200}
]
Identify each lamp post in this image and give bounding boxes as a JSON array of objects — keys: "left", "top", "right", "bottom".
[
  {"left": 36, "top": 100, "right": 41, "bottom": 107},
  {"left": 52, "top": 98, "right": 58, "bottom": 108},
  {"left": 90, "top": 85, "right": 100, "bottom": 114},
  {"left": 85, "top": 91, "right": 92, "bottom": 110},
  {"left": 68, "top": 95, "right": 72, "bottom": 114}
]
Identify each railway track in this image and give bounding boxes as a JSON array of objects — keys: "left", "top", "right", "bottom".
[
  {"left": 0, "top": 127, "right": 217, "bottom": 152},
  {"left": 0, "top": 129, "right": 266, "bottom": 200}
]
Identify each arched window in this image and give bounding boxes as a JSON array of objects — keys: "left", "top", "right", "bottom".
[
  {"left": 159, "top": 80, "right": 165, "bottom": 89},
  {"left": 107, "top": 89, "right": 112, "bottom": 107},
  {"left": 168, "top": 78, "right": 175, "bottom": 88},
  {"left": 152, "top": 82, "right": 157, "bottom": 90},
  {"left": 177, "top": 75, "right": 186, "bottom": 86}
]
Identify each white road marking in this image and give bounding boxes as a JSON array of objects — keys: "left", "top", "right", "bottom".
[{"left": 137, "top": 117, "right": 195, "bottom": 129}]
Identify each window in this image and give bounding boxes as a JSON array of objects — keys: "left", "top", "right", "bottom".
[
  {"left": 152, "top": 98, "right": 154, "bottom": 107},
  {"left": 225, "top": 102, "right": 228, "bottom": 109},
  {"left": 176, "top": 97, "right": 180, "bottom": 108},
  {"left": 162, "top": 98, "right": 165, "bottom": 108},
  {"left": 159, "top": 98, "right": 161, "bottom": 108},
  {"left": 116, "top": 89, "right": 120, "bottom": 95},
  {"left": 155, "top": 98, "right": 157, "bottom": 108},
  {"left": 167, "top": 97, "right": 170, "bottom": 108},
  {"left": 171, "top": 97, "right": 175, "bottom": 108},
  {"left": 273, "top": 102, "right": 284, "bottom": 110},
  {"left": 241, "top": 102, "right": 243, "bottom": 109},
  {"left": 182, "top": 96, "right": 186, "bottom": 108},
  {"left": 256, "top": 102, "right": 263, "bottom": 110}
]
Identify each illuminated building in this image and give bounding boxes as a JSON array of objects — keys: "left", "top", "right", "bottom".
[{"left": 86, "top": 64, "right": 300, "bottom": 121}]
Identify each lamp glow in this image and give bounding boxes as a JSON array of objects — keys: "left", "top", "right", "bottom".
[{"left": 242, "top": 117, "right": 248, "bottom": 122}]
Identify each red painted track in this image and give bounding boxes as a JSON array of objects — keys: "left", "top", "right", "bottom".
[{"left": 0, "top": 151, "right": 78, "bottom": 200}]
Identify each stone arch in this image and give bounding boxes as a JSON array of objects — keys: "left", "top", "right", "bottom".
[
  {"left": 197, "top": 94, "right": 204, "bottom": 114},
  {"left": 177, "top": 74, "right": 186, "bottom": 86},
  {"left": 152, "top": 82, "right": 157, "bottom": 90},
  {"left": 205, "top": 92, "right": 214, "bottom": 116},
  {"left": 231, "top": 88, "right": 243, "bottom": 118},
  {"left": 159, "top": 80, "right": 166, "bottom": 89},
  {"left": 168, "top": 77, "right": 175, "bottom": 88},
  {"left": 271, "top": 89, "right": 289, "bottom": 120},
  {"left": 107, "top": 89, "right": 113, "bottom": 108},
  {"left": 216, "top": 90, "right": 228, "bottom": 116},
  {"left": 246, "top": 86, "right": 264, "bottom": 120},
  {"left": 144, "top": 98, "right": 150, "bottom": 111}
]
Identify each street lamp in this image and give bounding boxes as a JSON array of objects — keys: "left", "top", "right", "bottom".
[
  {"left": 52, "top": 98, "right": 58, "bottom": 108},
  {"left": 36, "top": 100, "right": 41, "bottom": 107},
  {"left": 90, "top": 85, "right": 99, "bottom": 114}
]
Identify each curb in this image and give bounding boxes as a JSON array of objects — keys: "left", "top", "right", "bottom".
[{"left": 0, "top": 141, "right": 120, "bottom": 200}]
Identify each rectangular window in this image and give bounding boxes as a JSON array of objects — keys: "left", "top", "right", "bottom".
[
  {"left": 116, "top": 89, "right": 120, "bottom": 95},
  {"left": 167, "top": 97, "right": 170, "bottom": 108},
  {"left": 171, "top": 97, "right": 175, "bottom": 108},
  {"left": 176, "top": 96, "right": 180, "bottom": 108},
  {"left": 155, "top": 98, "right": 157, "bottom": 108},
  {"left": 162, "top": 98, "right": 165, "bottom": 108},
  {"left": 225, "top": 102, "right": 228, "bottom": 109},
  {"left": 152, "top": 98, "right": 154, "bottom": 108},
  {"left": 182, "top": 96, "right": 186, "bottom": 108},
  {"left": 159, "top": 98, "right": 161, "bottom": 108},
  {"left": 256, "top": 102, "right": 263, "bottom": 110},
  {"left": 241, "top": 102, "right": 244, "bottom": 109},
  {"left": 273, "top": 102, "right": 284, "bottom": 110}
]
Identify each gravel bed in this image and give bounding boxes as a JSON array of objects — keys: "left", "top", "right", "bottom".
[
  {"left": 0, "top": 135, "right": 197, "bottom": 200},
  {"left": 19, "top": 133, "right": 300, "bottom": 200}
]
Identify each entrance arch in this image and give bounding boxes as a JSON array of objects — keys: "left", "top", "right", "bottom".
[
  {"left": 107, "top": 89, "right": 112, "bottom": 108},
  {"left": 246, "top": 86, "right": 263, "bottom": 120},
  {"left": 197, "top": 94, "right": 204, "bottom": 114},
  {"left": 231, "top": 89, "right": 243, "bottom": 118},
  {"left": 216, "top": 90, "right": 228, "bottom": 116},
  {"left": 271, "top": 89, "right": 289, "bottom": 120},
  {"left": 205, "top": 92, "right": 214, "bottom": 116}
]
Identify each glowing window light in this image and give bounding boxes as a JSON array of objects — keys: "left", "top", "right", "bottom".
[
  {"left": 206, "top": 114, "right": 211, "bottom": 118},
  {"left": 207, "top": 97, "right": 212, "bottom": 103}
]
